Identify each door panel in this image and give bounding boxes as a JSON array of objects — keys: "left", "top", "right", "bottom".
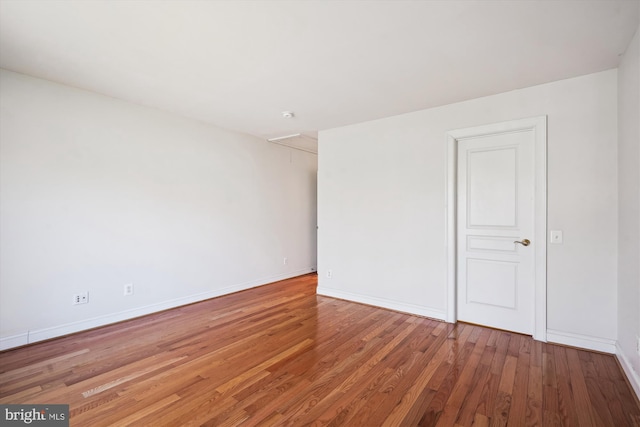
[
  {"left": 467, "top": 236, "right": 518, "bottom": 252},
  {"left": 457, "top": 129, "right": 535, "bottom": 335},
  {"left": 467, "top": 146, "right": 517, "bottom": 227},
  {"left": 466, "top": 259, "right": 517, "bottom": 308}
]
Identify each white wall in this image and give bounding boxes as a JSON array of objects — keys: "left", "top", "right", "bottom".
[
  {"left": 0, "top": 69, "right": 317, "bottom": 349},
  {"left": 318, "top": 70, "right": 618, "bottom": 351},
  {"left": 617, "top": 22, "right": 640, "bottom": 397}
]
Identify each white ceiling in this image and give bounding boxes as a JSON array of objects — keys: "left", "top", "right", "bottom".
[{"left": 0, "top": 0, "right": 638, "bottom": 143}]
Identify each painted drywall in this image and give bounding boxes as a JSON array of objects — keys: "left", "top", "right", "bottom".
[
  {"left": 617, "top": 22, "right": 640, "bottom": 397},
  {"left": 318, "top": 70, "right": 618, "bottom": 350},
  {"left": 0, "top": 69, "right": 317, "bottom": 349}
]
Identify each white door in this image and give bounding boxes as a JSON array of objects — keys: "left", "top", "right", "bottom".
[{"left": 456, "top": 127, "right": 535, "bottom": 335}]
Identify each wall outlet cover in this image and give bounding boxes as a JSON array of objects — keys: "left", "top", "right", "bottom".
[
  {"left": 550, "top": 230, "right": 563, "bottom": 244},
  {"left": 73, "top": 292, "right": 89, "bottom": 305},
  {"left": 124, "top": 283, "right": 134, "bottom": 296}
]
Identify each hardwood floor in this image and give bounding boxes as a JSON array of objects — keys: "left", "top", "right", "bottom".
[{"left": 1, "top": 274, "right": 639, "bottom": 426}]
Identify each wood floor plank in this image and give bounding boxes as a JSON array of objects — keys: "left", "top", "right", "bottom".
[
  {"left": 552, "top": 344, "right": 580, "bottom": 426},
  {"left": 279, "top": 319, "right": 422, "bottom": 426},
  {"left": 436, "top": 329, "right": 491, "bottom": 426},
  {"left": 378, "top": 335, "right": 455, "bottom": 426},
  {"left": 313, "top": 320, "right": 437, "bottom": 426},
  {"left": 473, "top": 331, "right": 510, "bottom": 422},
  {"left": 1, "top": 274, "right": 639, "bottom": 426},
  {"left": 454, "top": 338, "right": 494, "bottom": 426},
  {"left": 526, "top": 361, "right": 543, "bottom": 426},
  {"left": 566, "top": 348, "right": 597, "bottom": 427},
  {"left": 348, "top": 325, "right": 452, "bottom": 425},
  {"left": 506, "top": 348, "right": 530, "bottom": 425},
  {"left": 400, "top": 325, "right": 475, "bottom": 426}
]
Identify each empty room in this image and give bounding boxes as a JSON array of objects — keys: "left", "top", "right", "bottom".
[{"left": 1, "top": 0, "right": 639, "bottom": 426}]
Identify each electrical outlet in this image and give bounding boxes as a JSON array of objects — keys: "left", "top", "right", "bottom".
[
  {"left": 283, "top": 257, "right": 287, "bottom": 265},
  {"left": 124, "top": 283, "right": 134, "bottom": 296},
  {"left": 73, "top": 292, "right": 89, "bottom": 305},
  {"left": 327, "top": 270, "right": 332, "bottom": 279},
  {"left": 636, "top": 336, "right": 640, "bottom": 355}
]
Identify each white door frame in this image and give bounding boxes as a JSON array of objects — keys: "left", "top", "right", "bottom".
[{"left": 445, "top": 116, "right": 547, "bottom": 342}]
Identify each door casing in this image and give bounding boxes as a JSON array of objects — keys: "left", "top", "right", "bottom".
[{"left": 445, "top": 116, "right": 547, "bottom": 342}]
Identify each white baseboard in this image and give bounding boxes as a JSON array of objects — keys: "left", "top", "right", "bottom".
[
  {"left": 546, "top": 329, "right": 617, "bottom": 354},
  {"left": 616, "top": 342, "right": 640, "bottom": 401},
  {"left": 317, "top": 286, "right": 446, "bottom": 321},
  {"left": 0, "top": 332, "right": 29, "bottom": 350},
  {"left": 0, "top": 269, "right": 313, "bottom": 351}
]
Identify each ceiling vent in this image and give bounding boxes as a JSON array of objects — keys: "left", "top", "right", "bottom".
[{"left": 267, "top": 133, "right": 317, "bottom": 154}]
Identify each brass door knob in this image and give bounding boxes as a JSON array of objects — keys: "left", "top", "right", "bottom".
[{"left": 514, "top": 239, "right": 531, "bottom": 246}]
